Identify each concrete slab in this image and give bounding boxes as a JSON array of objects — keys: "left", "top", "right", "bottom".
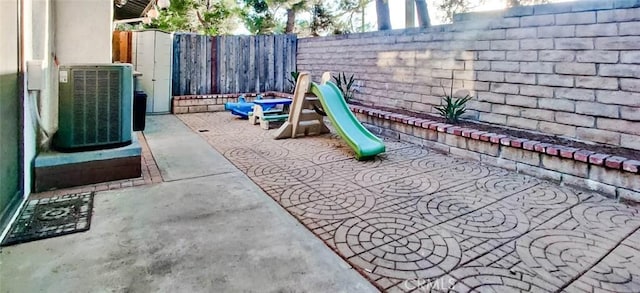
[
  {"left": 143, "top": 115, "right": 238, "bottom": 181},
  {"left": 0, "top": 172, "right": 378, "bottom": 293}
]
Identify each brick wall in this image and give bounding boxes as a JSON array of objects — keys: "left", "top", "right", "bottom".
[
  {"left": 172, "top": 92, "right": 291, "bottom": 114},
  {"left": 297, "top": 0, "right": 640, "bottom": 150}
]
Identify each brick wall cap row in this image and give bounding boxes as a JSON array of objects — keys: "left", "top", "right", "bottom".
[{"left": 349, "top": 104, "right": 640, "bottom": 175}]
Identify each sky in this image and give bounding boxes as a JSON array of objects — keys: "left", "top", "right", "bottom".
[{"left": 382, "top": 0, "right": 577, "bottom": 27}]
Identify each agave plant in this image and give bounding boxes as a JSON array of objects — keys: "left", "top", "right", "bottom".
[
  {"left": 287, "top": 71, "right": 300, "bottom": 93},
  {"left": 434, "top": 83, "right": 472, "bottom": 124},
  {"left": 332, "top": 72, "right": 356, "bottom": 102}
]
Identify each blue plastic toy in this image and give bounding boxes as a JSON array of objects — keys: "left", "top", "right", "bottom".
[{"left": 225, "top": 95, "right": 275, "bottom": 119}]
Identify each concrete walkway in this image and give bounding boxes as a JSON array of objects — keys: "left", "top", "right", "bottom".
[
  {"left": 0, "top": 115, "right": 378, "bottom": 293},
  {"left": 178, "top": 112, "right": 640, "bottom": 293}
]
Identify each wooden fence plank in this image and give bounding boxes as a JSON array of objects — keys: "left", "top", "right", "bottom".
[
  {"left": 206, "top": 36, "right": 212, "bottom": 93},
  {"left": 181, "top": 35, "right": 187, "bottom": 95},
  {"left": 265, "top": 36, "right": 275, "bottom": 92},
  {"left": 257, "top": 35, "right": 264, "bottom": 93},
  {"left": 277, "top": 34, "right": 286, "bottom": 92},
  {"left": 191, "top": 35, "right": 198, "bottom": 95},
  {"left": 200, "top": 35, "right": 207, "bottom": 94},
  {"left": 172, "top": 35, "right": 180, "bottom": 95},
  {"left": 213, "top": 36, "right": 218, "bottom": 93},
  {"left": 234, "top": 37, "right": 240, "bottom": 93},
  {"left": 241, "top": 36, "right": 249, "bottom": 93},
  {"left": 226, "top": 37, "right": 233, "bottom": 94},
  {"left": 249, "top": 36, "right": 255, "bottom": 93},
  {"left": 225, "top": 36, "right": 233, "bottom": 94},
  {"left": 217, "top": 36, "right": 225, "bottom": 94}
]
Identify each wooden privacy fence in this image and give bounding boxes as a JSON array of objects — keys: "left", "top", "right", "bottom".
[
  {"left": 172, "top": 34, "right": 297, "bottom": 96},
  {"left": 172, "top": 34, "right": 214, "bottom": 96}
]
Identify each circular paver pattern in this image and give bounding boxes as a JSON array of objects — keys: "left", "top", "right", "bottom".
[
  {"left": 223, "top": 147, "right": 262, "bottom": 161},
  {"left": 516, "top": 229, "right": 615, "bottom": 285},
  {"left": 474, "top": 173, "right": 539, "bottom": 194},
  {"left": 280, "top": 181, "right": 364, "bottom": 207},
  {"left": 287, "top": 189, "right": 376, "bottom": 220},
  {"left": 285, "top": 166, "right": 327, "bottom": 182},
  {"left": 304, "top": 181, "right": 362, "bottom": 196},
  {"left": 282, "top": 137, "right": 343, "bottom": 152},
  {"left": 382, "top": 147, "right": 431, "bottom": 161},
  {"left": 336, "top": 213, "right": 461, "bottom": 279},
  {"left": 369, "top": 175, "right": 441, "bottom": 197},
  {"left": 317, "top": 161, "right": 385, "bottom": 181},
  {"left": 380, "top": 138, "right": 408, "bottom": 150},
  {"left": 439, "top": 202, "right": 531, "bottom": 239},
  {"left": 354, "top": 163, "right": 422, "bottom": 186},
  {"left": 254, "top": 146, "right": 290, "bottom": 160},
  {"left": 518, "top": 183, "right": 582, "bottom": 207},
  {"left": 448, "top": 267, "right": 553, "bottom": 292},
  {"left": 410, "top": 155, "right": 461, "bottom": 173},
  {"left": 280, "top": 183, "right": 329, "bottom": 207},
  {"left": 310, "top": 149, "right": 352, "bottom": 164},
  {"left": 571, "top": 201, "right": 640, "bottom": 230},
  {"left": 416, "top": 192, "right": 496, "bottom": 224},
  {"left": 246, "top": 162, "right": 285, "bottom": 177},
  {"left": 433, "top": 163, "right": 494, "bottom": 181},
  {"left": 567, "top": 244, "right": 640, "bottom": 293},
  {"left": 214, "top": 134, "right": 266, "bottom": 148}
]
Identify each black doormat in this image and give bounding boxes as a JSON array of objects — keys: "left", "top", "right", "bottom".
[{"left": 1, "top": 192, "right": 94, "bottom": 246}]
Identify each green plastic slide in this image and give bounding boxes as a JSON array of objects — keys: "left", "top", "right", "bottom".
[{"left": 311, "top": 81, "right": 385, "bottom": 160}]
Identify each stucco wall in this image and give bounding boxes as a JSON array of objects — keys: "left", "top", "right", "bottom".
[
  {"left": 26, "top": 0, "right": 113, "bottom": 189},
  {"left": 54, "top": 0, "right": 113, "bottom": 64},
  {"left": 297, "top": 0, "right": 640, "bottom": 150}
]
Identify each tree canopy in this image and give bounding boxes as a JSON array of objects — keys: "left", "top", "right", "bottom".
[
  {"left": 140, "top": 0, "right": 550, "bottom": 36},
  {"left": 144, "top": 0, "right": 238, "bottom": 35}
]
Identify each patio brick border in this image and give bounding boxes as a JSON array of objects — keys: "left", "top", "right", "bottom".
[
  {"left": 348, "top": 104, "right": 640, "bottom": 203},
  {"left": 173, "top": 92, "right": 292, "bottom": 114}
]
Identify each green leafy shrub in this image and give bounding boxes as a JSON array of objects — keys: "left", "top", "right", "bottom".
[
  {"left": 434, "top": 84, "right": 472, "bottom": 124},
  {"left": 332, "top": 72, "right": 356, "bottom": 102}
]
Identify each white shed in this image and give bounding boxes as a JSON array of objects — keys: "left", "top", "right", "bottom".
[{"left": 132, "top": 30, "right": 173, "bottom": 114}]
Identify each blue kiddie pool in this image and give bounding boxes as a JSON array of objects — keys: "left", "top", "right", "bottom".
[{"left": 224, "top": 95, "right": 274, "bottom": 119}]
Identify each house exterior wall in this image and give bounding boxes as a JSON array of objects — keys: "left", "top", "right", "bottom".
[
  {"left": 54, "top": 0, "right": 113, "bottom": 64},
  {"left": 297, "top": 0, "right": 640, "bottom": 150},
  {"left": 0, "top": 0, "right": 23, "bottom": 234},
  {"left": 1, "top": 0, "right": 114, "bottom": 236}
]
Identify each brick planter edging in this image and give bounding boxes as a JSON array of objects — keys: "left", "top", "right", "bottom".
[
  {"left": 349, "top": 104, "right": 640, "bottom": 203},
  {"left": 173, "top": 91, "right": 292, "bottom": 114}
]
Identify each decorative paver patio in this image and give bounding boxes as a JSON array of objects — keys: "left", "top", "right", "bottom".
[{"left": 179, "top": 112, "right": 640, "bottom": 292}]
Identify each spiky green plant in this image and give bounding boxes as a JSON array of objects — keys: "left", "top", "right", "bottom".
[
  {"left": 434, "top": 83, "right": 472, "bottom": 124},
  {"left": 332, "top": 72, "right": 356, "bottom": 102},
  {"left": 287, "top": 71, "right": 300, "bottom": 93}
]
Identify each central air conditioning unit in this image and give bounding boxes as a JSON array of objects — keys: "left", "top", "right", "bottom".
[{"left": 54, "top": 64, "right": 133, "bottom": 151}]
